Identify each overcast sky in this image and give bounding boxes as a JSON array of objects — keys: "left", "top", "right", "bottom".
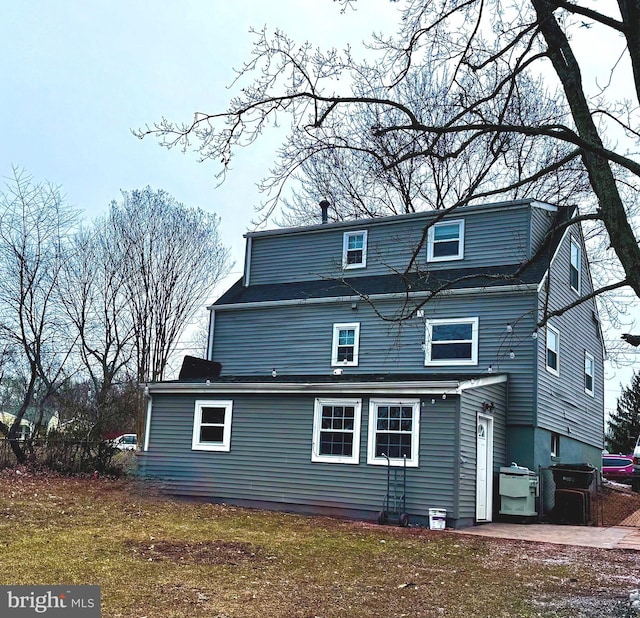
[{"left": 1, "top": 1, "right": 637, "bottom": 418}]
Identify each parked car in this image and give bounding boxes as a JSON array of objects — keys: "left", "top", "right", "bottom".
[
  {"left": 111, "top": 434, "right": 138, "bottom": 451},
  {"left": 602, "top": 454, "right": 634, "bottom": 484}
]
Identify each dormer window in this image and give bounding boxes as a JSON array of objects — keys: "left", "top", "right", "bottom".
[
  {"left": 427, "top": 220, "right": 465, "bottom": 262},
  {"left": 343, "top": 230, "right": 367, "bottom": 269}
]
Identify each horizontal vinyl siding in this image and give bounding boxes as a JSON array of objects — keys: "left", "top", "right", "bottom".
[
  {"left": 530, "top": 206, "right": 555, "bottom": 255},
  {"left": 248, "top": 205, "right": 533, "bottom": 285},
  {"left": 536, "top": 229, "right": 604, "bottom": 448},
  {"left": 212, "top": 291, "right": 537, "bottom": 426},
  {"left": 142, "top": 392, "right": 459, "bottom": 520},
  {"left": 458, "top": 383, "right": 507, "bottom": 520}
]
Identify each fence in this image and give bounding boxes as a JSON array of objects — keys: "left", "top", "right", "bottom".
[
  {"left": 539, "top": 465, "right": 640, "bottom": 527},
  {"left": 0, "top": 438, "right": 126, "bottom": 476}
]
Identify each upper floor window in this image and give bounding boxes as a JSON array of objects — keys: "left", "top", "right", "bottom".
[
  {"left": 546, "top": 325, "right": 560, "bottom": 376},
  {"left": 584, "top": 351, "right": 595, "bottom": 396},
  {"left": 343, "top": 230, "right": 368, "bottom": 269},
  {"left": 311, "top": 398, "right": 362, "bottom": 464},
  {"left": 331, "top": 323, "right": 360, "bottom": 366},
  {"left": 367, "top": 399, "right": 420, "bottom": 467},
  {"left": 192, "top": 400, "right": 233, "bottom": 451},
  {"left": 570, "top": 237, "right": 581, "bottom": 294},
  {"left": 425, "top": 317, "right": 479, "bottom": 366},
  {"left": 427, "top": 219, "right": 465, "bottom": 262}
]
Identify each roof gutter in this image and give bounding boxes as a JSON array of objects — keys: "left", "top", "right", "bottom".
[{"left": 145, "top": 374, "right": 506, "bottom": 396}]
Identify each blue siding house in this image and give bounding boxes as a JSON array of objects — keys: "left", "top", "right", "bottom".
[{"left": 139, "top": 199, "right": 604, "bottom": 528}]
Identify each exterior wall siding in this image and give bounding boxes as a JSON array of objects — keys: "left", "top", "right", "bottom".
[
  {"left": 535, "top": 227, "right": 604, "bottom": 450},
  {"left": 248, "top": 204, "right": 535, "bottom": 285},
  {"left": 141, "top": 391, "right": 466, "bottom": 524},
  {"left": 212, "top": 291, "right": 537, "bottom": 426}
]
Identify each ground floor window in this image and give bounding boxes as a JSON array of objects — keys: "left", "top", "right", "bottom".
[
  {"left": 312, "top": 398, "right": 362, "bottom": 464},
  {"left": 192, "top": 400, "right": 233, "bottom": 451},
  {"left": 367, "top": 399, "right": 420, "bottom": 467}
]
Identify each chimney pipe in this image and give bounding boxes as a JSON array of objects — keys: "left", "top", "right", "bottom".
[{"left": 319, "top": 200, "right": 330, "bottom": 224}]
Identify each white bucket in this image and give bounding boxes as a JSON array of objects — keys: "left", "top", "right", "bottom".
[{"left": 429, "top": 508, "right": 446, "bottom": 530}]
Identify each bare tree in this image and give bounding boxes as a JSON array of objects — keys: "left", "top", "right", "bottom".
[
  {"left": 105, "top": 187, "right": 232, "bottom": 384},
  {"left": 57, "top": 226, "right": 136, "bottom": 438},
  {"left": 0, "top": 168, "right": 78, "bottom": 461},
  {"left": 138, "top": 1, "right": 640, "bottom": 337}
]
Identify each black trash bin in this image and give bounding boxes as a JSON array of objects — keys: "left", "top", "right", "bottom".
[
  {"left": 550, "top": 464, "right": 595, "bottom": 524},
  {"left": 551, "top": 463, "right": 595, "bottom": 489}
]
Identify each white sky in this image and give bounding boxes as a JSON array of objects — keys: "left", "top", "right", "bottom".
[{"left": 1, "top": 1, "right": 637, "bottom": 419}]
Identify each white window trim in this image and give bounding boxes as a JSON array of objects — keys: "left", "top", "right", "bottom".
[
  {"left": 367, "top": 398, "right": 420, "bottom": 467},
  {"left": 545, "top": 325, "right": 560, "bottom": 376},
  {"left": 192, "top": 399, "right": 233, "bottom": 452},
  {"left": 311, "top": 398, "right": 362, "bottom": 464},
  {"left": 331, "top": 322, "right": 360, "bottom": 367},
  {"left": 424, "top": 317, "right": 479, "bottom": 366},
  {"left": 342, "top": 230, "right": 368, "bottom": 270},
  {"left": 551, "top": 432, "right": 560, "bottom": 458},
  {"left": 427, "top": 219, "right": 465, "bottom": 262},
  {"left": 584, "top": 351, "right": 595, "bottom": 397},
  {"left": 570, "top": 237, "right": 581, "bottom": 294}
]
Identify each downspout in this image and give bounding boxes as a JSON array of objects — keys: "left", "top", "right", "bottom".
[
  {"left": 142, "top": 385, "right": 152, "bottom": 452},
  {"left": 207, "top": 309, "right": 216, "bottom": 361}
]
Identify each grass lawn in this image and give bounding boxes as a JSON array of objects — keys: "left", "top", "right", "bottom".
[{"left": 0, "top": 470, "right": 638, "bottom": 617}]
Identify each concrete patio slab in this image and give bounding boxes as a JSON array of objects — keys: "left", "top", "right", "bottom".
[{"left": 454, "top": 522, "right": 640, "bottom": 550}]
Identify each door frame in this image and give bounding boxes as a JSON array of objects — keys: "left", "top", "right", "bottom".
[{"left": 476, "top": 413, "right": 494, "bottom": 522}]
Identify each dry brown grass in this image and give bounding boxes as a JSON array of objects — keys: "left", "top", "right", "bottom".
[{"left": 0, "top": 469, "right": 639, "bottom": 617}]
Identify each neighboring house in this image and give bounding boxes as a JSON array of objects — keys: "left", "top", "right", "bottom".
[{"left": 139, "top": 199, "right": 604, "bottom": 528}]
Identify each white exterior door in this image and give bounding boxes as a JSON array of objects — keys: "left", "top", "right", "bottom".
[{"left": 476, "top": 415, "right": 494, "bottom": 522}]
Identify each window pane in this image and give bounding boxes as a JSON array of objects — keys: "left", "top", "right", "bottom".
[
  {"left": 348, "top": 234, "right": 364, "bottom": 250},
  {"left": 547, "top": 349, "right": 558, "bottom": 370},
  {"left": 346, "top": 249, "right": 363, "bottom": 264},
  {"left": 201, "top": 407, "right": 225, "bottom": 424},
  {"left": 200, "top": 426, "right": 224, "bottom": 443},
  {"left": 585, "top": 374, "right": 593, "bottom": 392},
  {"left": 375, "top": 433, "right": 412, "bottom": 459},
  {"left": 432, "top": 240, "right": 459, "bottom": 258},
  {"left": 337, "top": 346, "right": 354, "bottom": 362},
  {"left": 432, "top": 323, "right": 472, "bottom": 342},
  {"left": 432, "top": 342, "right": 472, "bottom": 360},
  {"left": 338, "top": 330, "right": 355, "bottom": 345},
  {"left": 434, "top": 223, "right": 460, "bottom": 241},
  {"left": 320, "top": 432, "right": 353, "bottom": 456}
]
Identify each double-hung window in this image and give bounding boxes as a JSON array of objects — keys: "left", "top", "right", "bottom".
[
  {"left": 311, "top": 398, "right": 362, "bottom": 464},
  {"left": 570, "top": 237, "right": 581, "bottom": 294},
  {"left": 331, "top": 323, "right": 360, "bottom": 366},
  {"left": 343, "top": 230, "right": 367, "bottom": 269},
  {"left": 546, "top": 325, "right": 560, "bottom": 376},
  {"left": 367, "top": 399, "right": 420, "bottom": 467},
  {"left": 192, "top": 400, "right": 233, "bottom": 451},
  {"left": 427, "top": 219, "right": 464, "bottom": 262},
  {"left": 584, "top": 351, "right": 595, "bottom": 396},
  {"left": 425, "top": 318, "right": 478, "bottom": 366}
]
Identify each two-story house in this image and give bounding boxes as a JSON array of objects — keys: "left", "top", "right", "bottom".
[{"left": 139, "top": 198, "right": 604, "bottom": 528}]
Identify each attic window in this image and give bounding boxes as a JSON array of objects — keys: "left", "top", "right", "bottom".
[
  {"left": 343, "top": 230, "right": 367, "bottom": 269},
  {"left": 427, "top": 220, "right": 464, "bottom": 262},
  {"left": 570, "top": 237, "right": 581, "bottom": 294}
]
